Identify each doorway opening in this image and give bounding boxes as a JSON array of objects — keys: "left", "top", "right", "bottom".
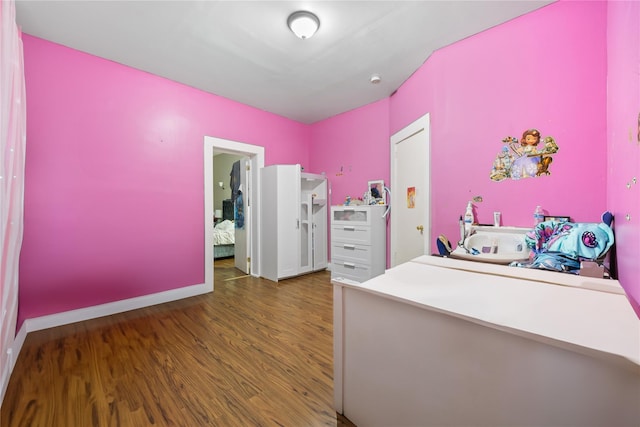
[
  {"left": 204, "top": 136, "right": 264, "bottom": 291},
  {"left": 213, "top": 152, "right": 243, "bottom": 265}
]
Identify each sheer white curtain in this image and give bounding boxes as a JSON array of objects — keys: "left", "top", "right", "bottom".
[{"left": 0, "top": 0, "right": 26, "bottom": 399}]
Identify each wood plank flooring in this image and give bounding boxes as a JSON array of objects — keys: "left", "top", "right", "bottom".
[{"left": 1, "top": 258, "right": 356, "bottom": 426}]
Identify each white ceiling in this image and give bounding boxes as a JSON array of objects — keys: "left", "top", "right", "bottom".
[{"left": 15, "top": 1, "right": 553, "bottom": 124}]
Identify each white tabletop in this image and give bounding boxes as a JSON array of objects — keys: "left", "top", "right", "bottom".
[{"left": 333, "top": 255, "right": 640, "bottom": 368}]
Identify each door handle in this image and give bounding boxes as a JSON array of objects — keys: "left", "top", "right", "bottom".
[{"left": 416, "top": 225, "right": 424, "bottom": 232}]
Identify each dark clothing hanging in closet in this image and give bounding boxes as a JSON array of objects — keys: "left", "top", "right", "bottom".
[{"left": 230, "top": 160, "right": 241, "bottom": 204}]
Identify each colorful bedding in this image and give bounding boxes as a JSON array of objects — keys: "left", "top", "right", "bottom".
[{"left": 512, "top": 213, "right": 614, "bottom": 274}]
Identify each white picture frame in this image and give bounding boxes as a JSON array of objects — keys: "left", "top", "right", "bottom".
[{"left": 368, "top": 180, "right": 385, "bottom": 205}]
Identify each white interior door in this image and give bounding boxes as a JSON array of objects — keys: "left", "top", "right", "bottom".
[
  {"left": 234, "top": 158, "right": 250, "bottom": 274},
  {"left": 390, "top": 114, "right": 430, "bottom": 267}
]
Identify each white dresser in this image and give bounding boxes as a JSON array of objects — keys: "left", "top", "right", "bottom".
[{"left": 330, "top": 205, "right": 386, "bottom": 283}]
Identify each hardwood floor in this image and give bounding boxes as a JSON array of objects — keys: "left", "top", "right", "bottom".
[{"left": 1, "top": 258, "right": 356, "bottom": 426}]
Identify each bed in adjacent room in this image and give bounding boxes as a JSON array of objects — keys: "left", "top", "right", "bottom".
[{"left": 214, "top": 219, "right": 235, "bottom": 259}]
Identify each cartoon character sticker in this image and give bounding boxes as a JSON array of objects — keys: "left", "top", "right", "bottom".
[{"left": 490, "top": 128, "right": 558, "bottom": 182}]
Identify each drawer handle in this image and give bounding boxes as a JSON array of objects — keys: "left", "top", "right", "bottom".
[
  {"left": 343, "top": 244, "right": 356, "bottom": 250},
  {"left": 343, "top": 226, "right": 355, "bottom": 231},
  {"left": 343, "top": 262, "right": 356, "bottom": 269}
]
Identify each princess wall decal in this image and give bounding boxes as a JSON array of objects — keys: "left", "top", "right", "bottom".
[{"left": 490, "top": 128, "right": 558, "bottom": 182}]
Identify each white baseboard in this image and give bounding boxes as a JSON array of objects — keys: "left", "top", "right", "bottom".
[
  {"left": 0, "top": 281, "right": 211, "bottom": 407},
  {"left": 25, "top": 282, "right": 211, "bottom": 333}
]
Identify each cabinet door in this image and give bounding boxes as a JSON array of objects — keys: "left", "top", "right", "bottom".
[
  {"left": 312, "top": 199, "right": 328, "bottom": 269},
  {"left": 302, "top": 174, "right": 327, "bottom": 271},
  {"left": 276, "top": 165, "right": 301, "bottom": 278},
  {"left": 299, "top": 190, "right": 313, "bottom": 274}
]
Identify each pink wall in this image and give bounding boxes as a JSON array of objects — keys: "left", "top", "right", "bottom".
[
  {"left": 606, "top": 0, "right": 640, "bottom": 315},
  {"left": 18, "top": 0, "right": 640, "bottom": 325},
  {"left": 19, "top": 35, "right": 311, "bottom": 325},
  {"left": 390, "top": 0, "right": 608, "bottom": 251},
  {"left": 310, "top": 99, "right": 390, "bottom": 206},
  {"left": 310, "top": 0, "right": 639, "bottom": 314},
  {"left": 309, "top": 99, "right": 391, "bottom": 264},
  {"left": 310, "top": 1, "right": 610, "bottom": 266}
]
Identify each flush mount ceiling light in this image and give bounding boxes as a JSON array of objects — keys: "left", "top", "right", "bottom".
[{"left": 287, "top": 11, "right": 320, "bottom": 39}]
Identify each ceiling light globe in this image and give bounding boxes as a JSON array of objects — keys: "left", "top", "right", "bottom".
[{"left": 287, "top": 11, "right": 320, "bottom": 40}]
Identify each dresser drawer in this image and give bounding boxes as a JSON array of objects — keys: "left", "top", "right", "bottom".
[
  {"left": 331, "top": 259, "right": 372, "bottom": 283},
  {"left": 331, "top": 225, "right": 372, "bottom": 245},
  {"left": 331, "top": 207, "right": 372, "bottom": 226},
  {"left": 331, "top": 242, "right": 373, "bottom": 264}
]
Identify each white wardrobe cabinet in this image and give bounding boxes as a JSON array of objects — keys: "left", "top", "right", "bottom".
[
  {"left": 330, "top": 205, "right": 386, "bottom": 283},
  {"left": 261, "top": 164, "right": 327, "bottom": 282}
]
